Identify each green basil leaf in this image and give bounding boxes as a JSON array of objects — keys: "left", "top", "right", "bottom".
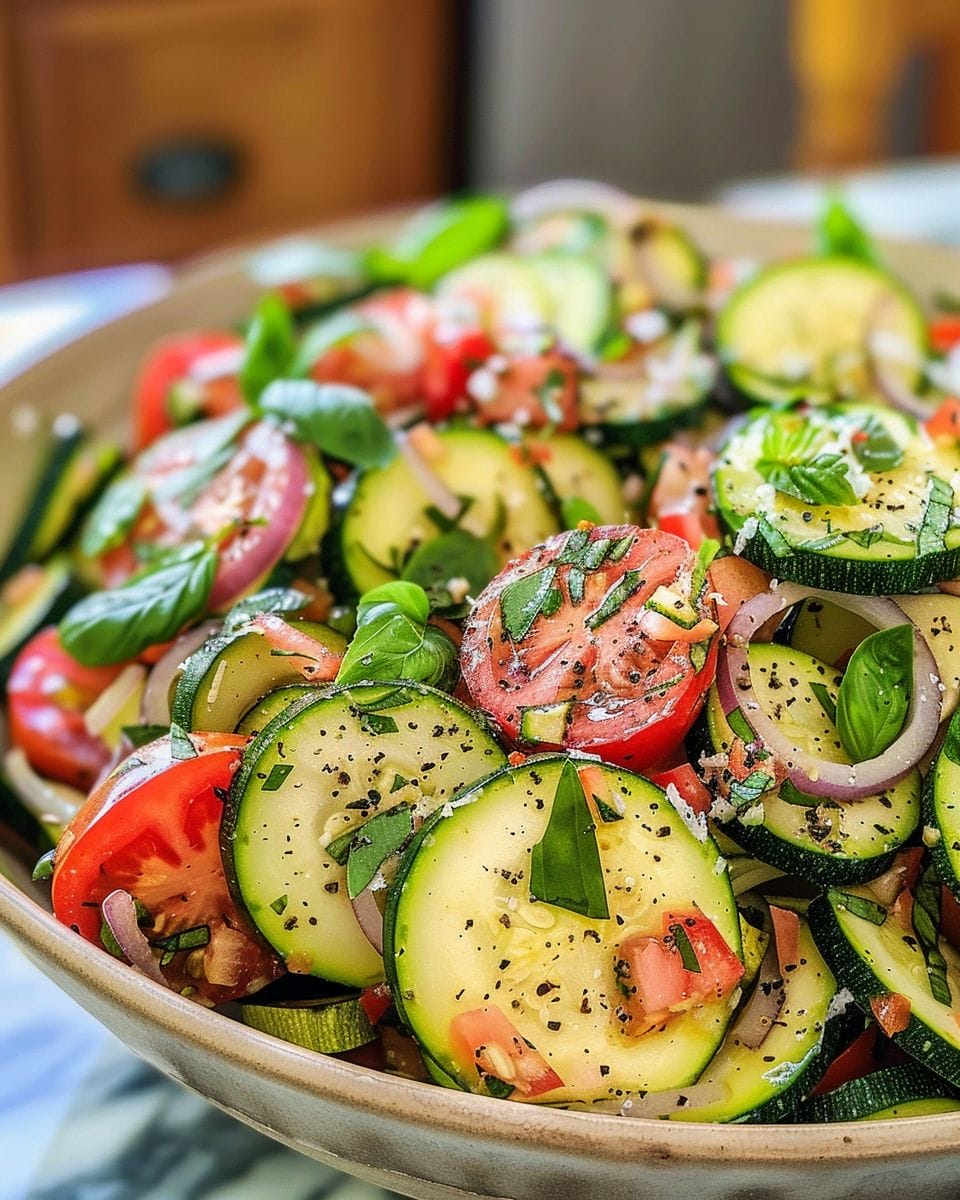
[
  {"left": 240, "top": 293, "right": 296, "bottom": 404},
  {"left": 345, "top": 804, "right": 416, "bottom": 898},
  {"left": 336, "top": 582, "right": 456, "bottom": 689},
  {"left": 759, "top": 453, "right": 858, "bottom": 507},
  {"left": 170, "top": 721, "right": 198, "bottom": 761},
  {"left": 816, "top": 192, "right": 878, "bottom": 264},
  {"left": 293, "top": 310, "right": 375, "bottom": 376},
  {"left": 850, "top": 414, "right": 903, "bottom": 472},
  {"left": 809, "top": 681, "right": 837, "bottom": 725},
  {"left": 560, "top": 496, "right": 603, "bottom": 529},
  {"left": 727, "top": 708, "right": 756, "bottom": 744},
  {"left": 832, "top": 889, "right": 887, "bottom": 925},
  {"left": 224, "top": 586, "right": 311, "bottom": 633},
  {"left": 258, "top": 379, "right": 395, "bottom": 469},
  {"left": 728, "top": 770, "right": 773, "bottom": 813},
  {"left": 779, "top": 778, "right": 819, "bottom": 808},
  {"left": 914, "top": 865, "right": 952, "bottom": 1006},
  {"left": 690, "top": 538, "right": 721, "bottom": 602},
  {"left": 401, "top": 529, "right": 499, "bottom": 615},
  {"left": 32, "top": 849, "right": 56, "bottom": 882},
  {"left": 500, "top": 565, "right": 558, "bottom": 641},
  {"left": 917, "top": 475, "right": 953, "bottom": 557},
  {"left": 368, "top": 195, "right": 508, "bottom": 290},
  {"left": 835, "top": 624, "right": 913, "bottom": 762},
  {"left": 121, "top": 723, "right": 170, "bottom": 749},
  {"left": 844, "top": 526, "right": 885, "bottom": 549},
  {"left": 757, "top": 516, "right": 795, "bottom": 559},
  {"left": 81, "top": 475, "right": 147, "bottom": 557},
  {"left": 668, "top": 922, "right": 701, "bottom": 973},
  {"left": 530, "top": 759, "right": 609, "bottom": 920},
  {"left": 59, "top": 544, "right": 217, "bottom": 666},
  {"left": 261, "top": 764, "right": 294, "bottom": 791},
  {"left": 585, "top": 568, "right": 644, "bottom": 629}
]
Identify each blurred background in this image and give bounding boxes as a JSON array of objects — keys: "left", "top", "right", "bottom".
[{"left": 2, "top": 0, "right": 960, "bottom": 286}]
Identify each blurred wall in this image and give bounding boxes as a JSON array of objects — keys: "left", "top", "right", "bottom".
[{"left": 468, "top": 0, "right": 797, "bottom": 200}]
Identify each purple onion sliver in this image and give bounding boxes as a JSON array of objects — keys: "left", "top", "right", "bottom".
[{"left": 101, "top": 888, "right": 167, "bottom": 986}]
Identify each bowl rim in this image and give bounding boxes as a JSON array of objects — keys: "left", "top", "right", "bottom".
[{"left": 4, "top": 199, "right": 960, "bottom": 1169}]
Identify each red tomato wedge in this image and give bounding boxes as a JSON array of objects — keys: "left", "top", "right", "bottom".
[
  {"left": 615, "top": 911, "right": 743, "bottom": 1036},
  {"left": 925, "top": 396, "right": 960, "bottom": 442},
  {"left": 8, "top": 627, "right": 127, "bottom": 790},
  {"left": 460, "top": 525, "right": 719, "bottom": 771},
  {"left": 449, "top": 1005, "right": 564, "bottom": 1097},
  {"left": 132, "top": 331, "right": 244, "bottom": 451},
  {"left": 52, "top": 731, "right": 282, "bottom": 1004},
  {"left": 650, "top": 763, "right": 712, "bottom": 816},
  {"left": 469, "top": 349, "right": 579, "bottom": 430},
  {"left": 423, "top": 325, "right": 495, "bottom": 421},
  {"left": 96, "top": 414, "right": 312, "bottom": 611},
  {"left": 930, "top": 316, "right": 960, "bottom": 355}
]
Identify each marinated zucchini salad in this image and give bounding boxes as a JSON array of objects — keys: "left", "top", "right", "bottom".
[{"left": 9, "top": 180, "right": 960, "bottom": 1125}]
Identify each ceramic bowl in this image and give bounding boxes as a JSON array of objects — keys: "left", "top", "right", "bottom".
[{"left": 4, "top": 204, "right": 960, "bottom": 1200}]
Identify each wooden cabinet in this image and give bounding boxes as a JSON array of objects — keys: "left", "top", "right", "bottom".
[{"left": 0, "top": 0, "right": 453, "bottom": 280}]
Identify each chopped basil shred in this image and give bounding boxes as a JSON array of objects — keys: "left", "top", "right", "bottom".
[{"left": 529, "top": 759, "right": 609, "bottom": 920}]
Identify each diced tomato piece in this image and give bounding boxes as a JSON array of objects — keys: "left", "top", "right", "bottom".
[
  {"left": 449, "top": 1005, "right": 564, "bottom": 1097},
  {"left": 656, "top": 509, "right": 722, "bottom": 551},
  {"left": 651, "top": 763, "right": 712, "bottom": 816},
  {"left": 769, "top": 905, "right": 800, "bottom": 975},
  {"left": 870, "top": 992, "right": 911, "bottom": 1036},
  {"left": 707, "top": 554, "right": 772, "bottom": 633},
  {"left": 930, "top": 316, "right": 960, "bottom": 355},
  {"left": 925, "top": 396, "right": 960, "bottom": 441},
  {"left": 360, "top": 982, "right": 393, "bottom": 1025},
  {"left": 423, "top": 326, "right": 495, "bottom": 421},
  {"left": 470, "top": 350, "right": 579, "bottom": 430}
]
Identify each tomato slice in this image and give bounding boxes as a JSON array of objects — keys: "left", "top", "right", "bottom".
[
  {"left": 52, "top": 731, "right": 282, "bottom": 1004},
  {"left": 97, "top": 414, "right": 311, "bottom": 611},
  {"left": 132, "top": 331, "right": 244, "bottom": 451},
  {"left": 615, "top": 911, "right": 743, "bottom": 1035},
  {"left": 461, "top": 525, "right": 719, "bottom": 771},
  {"left": 449, "top": 1005, "right": 564, "bottom": 1097},
  {"left": 8, "top": 627, "right": 128, "bottom": 790},
  {"left": 423, "top": 325, "right": 495, "bottom": 421}
]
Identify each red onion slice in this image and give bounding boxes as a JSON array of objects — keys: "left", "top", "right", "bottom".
[
  {"left": 141, "top": 621, "right": 221, "bottom": 726},
  {"left": 732, "top": 941, "right": 785, "bottom": 1052},
  {"left": 101, "top": 889, "right": 167, "bottom": 986},
  {"left": 716, "top": 584, "right": 940, "bottom": 801},
  {"left": 351, "top": 886, "right": 384, "bottom": 956}
]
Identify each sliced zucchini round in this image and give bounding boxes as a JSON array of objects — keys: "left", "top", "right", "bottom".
[
  {"left": 527, "top": 253, "right": 612, "bottom": 356},
  {"left": 630, "top": 222, "right": 707, "bottom": 312},
  {"left": 923, "top": 706, "right": 960, "bottom": 902},
  {"left": 800, "top": 1063, "right": 960, "bottom": 1123},
  {"left": 436, "top": 253, "right": 551, "bottom": 335},
  {"left": 716, "top": 257, "right": 927, "bottom": 405},
  {"left": 714, "top": 403, "right": 960, "bottom": 593},
  {"left": 171, "top": 618, "right": 345, "bottom": 732},
  {"left": 235, "top": 684, "right": 314, "bottom": 736},
  {"left": 808, "top": 885, "right": 960, "bottom": 1088},
  {"left": 524, "top": 432, "right": 628, "bottom": 525},
  {"left": 671, "top": 903, "right": 858, "bottom": 1124},
  {"left": 695, "top": 642, "right": 920, "bottom": 885},
  {"left": 0, "top": 555, "right": 77, "bottom": 682},
  {"left": 386, "top": 755, "right": 741, "bottom": 1105},
  {"left": 223, "top": 681, "right": 506, "bottom": 988},
  {"left": 338, "top": 427, "right": 558, "bottom": 597},
  {"left": 241, "top": 995, "right": 374, "bottom": 1054}
]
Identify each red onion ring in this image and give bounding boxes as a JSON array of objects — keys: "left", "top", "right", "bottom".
[
  {"left": 141, "top": 621, "right": 221, "bottom": 726},
  {"left": 351, "top": 886, "right": 384, "bottom": 956},
  {"left": 717, "top": 584, "right": 940, "bottom": 801},
  {"left": 100, "top": 889, "right": 167, "bottom": 986},
  {"left": 732, "top": 941, "right": 785, "bottom": 1052}
]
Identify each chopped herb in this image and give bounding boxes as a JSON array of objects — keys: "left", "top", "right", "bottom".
[
  {"left": 914, "top": 866, "right": 952, "bottom": 1006},
  {"left": 850, "top": 414, "right": 903, "bottom": 472},
  {"left": 585, "top": 569, "right": 644, "bottom": 629},
  {"left": 689, "top": 538, "right": 720, "bottom": 602},
  {"left": 345, "top": 804, "right": 416, "bottom": 898},
  {"left": 779, "top": 778, "right": 819, "bottom": 807},
  {"left": 483, "top": 1075, "right": 516, "bottom": 1099},
  {"left": 499, "top": 565, "right": 558, "bottom": 641},
  {"left": 727, "top": 708, "right": 756, "bottom": 744},
  {"left": 757, "top": 516, "right": 795, "bottom": 559},
  {"left": 529, "top": 759, "right": 609, "bottom": 920},
  {"left": 809, "top": 681, "right": 837, "bottom": 725},
  {"left": 152, "top": 924, "right": 211, "bottom": 966},
  {"left": 270, "top": 894, "right": 289, "bottom": 916},
  {"left": 729, "top": 770, "right": 773, "bottom": 813},
  {"left": 568, "top": 566, "right": 586, "bottom": 605},
  {"left": 669, "top": 922, "right": 702, "bottom": 973},
  {"left": 121, "top": 724, "right": 169, "bottom": 749},
  {"left": 832, "top": 889, "right": 887, "bottom": 925},
  {"left": 170, "top": 721, "right": 198, "bottom": 761},
  {"left": 32, "top": 849, "right": 56, "bottom": 882},
  {"left": 844, "top": 526, "right": 885, "bottom": 549},
  {"left": 390, "top": 773, "right": 410, "bottom": 793},
  {"left": 262, "top": 763, "right": 294, "bottom": 791},
  {"left": 917, "top": 475, "right": 953, "bottom": 556},
  {"left": 360, "top": 711, "right": 399, "bottom": 736}
]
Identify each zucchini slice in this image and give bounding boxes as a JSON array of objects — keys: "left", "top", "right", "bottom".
[
  {"left": 714, "top": 403, "right": 960, "bottom": 593},
  {"left": 241, "top": 995, "right": 374, "bottom": 1054},
  {"left": 808, "top": 886, "right": 960, "bottom": 1088},
  {"left": 694, "top": 642, "right": 920, "bottom": 885},
  {"left": 171, "top": 619, "right": 345, "bottom": 732},
  {"left": 924, "top": 706, "right": 960, "bottom": 902},
  {"left": 671, "top": 904, "right": 858, "bottom": 1123},
  {"left": 800, "top": 1063, "right": 960, "bottom": 1123},
  {"left": 223, "top": 682, "right": 506, "bottom": 988},
  {"left": 527, "top": 253, "right": 612, "bottom": 356},
  {"left": 716, "top": 257, "right": 927, "bottom": 405},
  {"left": 338, "top": 427, "right": 558, "bottom": 597},
  {"left": 386, "top": 755, "right": 741, "bottom": 1105},
  {"left": 436, "top": 253, "right": 552, "bottom": 335},
  {"left": 235, "top": 684, "right": 314, "bottom": 736},
  {"left": 0, "top": 555, "right": 77, "bottom": 682},
  {"left": 524, "top": 432, "right": 628, "bottom": 526}
]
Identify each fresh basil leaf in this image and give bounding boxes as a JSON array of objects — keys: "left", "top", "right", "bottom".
[
  {"left": 261, "top": 764, "right": 294, "bottom": 791},
  {"left": 816, "top": 192, "right": 878, "bottom": 264},
  {"left": 917, "top": 475, "right": 953, "bottom": 556},
  {"left": 530, "top": 759, "right": 609, "bottom": 920},
  {"left": 81, "top": 475, "right": 147, "bottom": 557},
  {"left": 809, "top": 681, "right": 837, "bottom": 725},
  {"left": 690, "top": 537, "right": 721, "bottom": 602},
  {"left": 779, "top": 778, "right": 819, "bottom": 808},
  {"left": 121, "top": 723, "right": 170, "bottom": 749},
  {"left": 336, "top": 581, "right": 456, "bottom": 689},
  {"left": 32, "top": 849, "right": 56, "bottom": 882},
  {"left": 585, "top": 569, "right": 644, "bottom": 629},
  {"left": 727, "top": 708, "right": 756, "bottom": 744},
  {"left": 345, "top": 804, "right": 416, "bottom": 898},
  {"left": 757, "top": 516, "right": 795, "bottom": 559},
  {"left": 269, "top": 894, "right": 289, "bottom": 916},
  {"left": 224, "top": 587, "right": 310, "bottom": 633},
  {"left": 240, "top": 293, "right": 296, "bottom": 404},
  {"left": 844, "top": 526, "right": 884, "bottom": 549},
  {"left": 568, "top": 566, "right": 586, "bottom": 605},
  {"left": 401, "top": 529, "right": 499, "bottom": 615},
  {"left": 759, "top": 453, "right": 858, "bottom": 507},
  {"left": 368, "top": 195, "right": 508, "bottom": 290},
  {"left": 728, "top": 770, "right": 773, "bottom": 813},
  {"left": 849, "top": 414, "right": 903, "bottom": 472},
  {"left": 59, "top": 544, "right": 217, "bottom": 666},
  {"left": 500, "top": 565, "right": 558, "bottom": 641},
  {"left": 359, "top": 711, "right": 398, "bottom": 736},
  {"left": 258, "top": 379, "right": 395, "bottom": 469},
  {"left": 835, "top": 624, "right": 913, "bottom": 762},
  {"left": 560, "top": 496, "right": 603, "bottom": 528},
  {"left": 293, "top": 310, "right": 375, "bottom": 376},
  {"left": 558, "top": 528, "right": 591, "bottom": 564},
  {"left": 914, "top": 865, "right": 952, "bottom": 1006},
  {"left": 170, "top": 721, "right": 198, "bottom": 761},
  {"left": 668, "top": 922, "right": 701, "bottom": 973},
  {"left": 832, "top": 889, "right": 887, "bottom": 925}
]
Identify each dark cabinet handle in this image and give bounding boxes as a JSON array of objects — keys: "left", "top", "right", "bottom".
[{"left": 134, "top": 138, "right": 243, "bottom": 204}]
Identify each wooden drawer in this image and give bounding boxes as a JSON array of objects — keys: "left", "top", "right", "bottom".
[{"left": 5, "top": 0, "right": 450, "bottom": 275}]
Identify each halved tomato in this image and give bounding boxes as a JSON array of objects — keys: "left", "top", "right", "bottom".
[
  {"left": 460, "top": 525, "right": 719, "bottom": 771},
  {"left": 449, "top": 1005, "right": 564, "bottom": 1097},
  {"left": 614, "top": 911, "right": 743, "bottom": 1036},
  {"left": 96, "top": 414, "right": 312, "bottom": 611},
  {"left": 132, "top": 331, "right": 244, "bottom": 451},
  {"left": 51, "top": 731, "right": 282, "bottom": 1004},
  {"left": 7, "top": 627, "right": 127, "bottom": 790}
]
